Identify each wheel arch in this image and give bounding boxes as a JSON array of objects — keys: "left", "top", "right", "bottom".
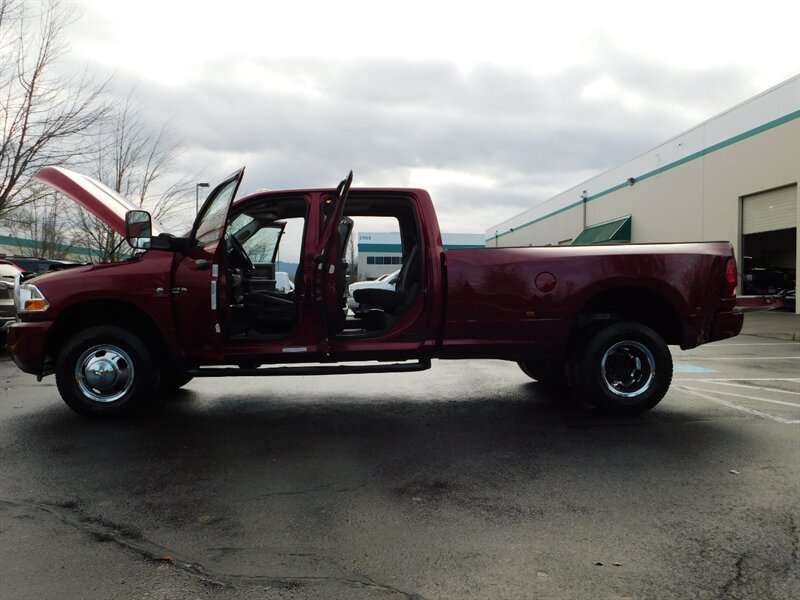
[
  {"left": 46, "top": 300, "right": 173, "bottom": 367},
  {"left": 568, "top": 285, "right": 684, "bottom": 349}
]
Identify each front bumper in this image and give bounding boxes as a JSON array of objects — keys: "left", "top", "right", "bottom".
[
  {"left": 6, "top": 320, "right": 53, "bottom": 377},
  {"left": 0, "top": 304, "right": 15, "bottom": 331}
]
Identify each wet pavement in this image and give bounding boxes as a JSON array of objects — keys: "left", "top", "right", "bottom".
[{"left": 1, "top": 316, "right": 798, "bottom": 599}]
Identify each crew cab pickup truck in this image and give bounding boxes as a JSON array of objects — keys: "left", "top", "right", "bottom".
[{"left": 7, "top": 167, "right": 743, "bottom": 418}]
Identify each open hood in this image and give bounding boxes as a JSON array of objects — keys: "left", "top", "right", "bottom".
[{"left": 34, "top": 166, "right": 166, "bottom": 237}]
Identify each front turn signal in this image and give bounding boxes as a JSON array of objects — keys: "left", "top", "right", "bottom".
[
  {"left": 23, "top": 298, "right": 50, "bottom": 312},
  {"left": 15, "top": 283, "right": 50, "bottom": 313}
]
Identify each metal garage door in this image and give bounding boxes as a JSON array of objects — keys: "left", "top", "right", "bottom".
[{"left": 743, "top": 185, "right": 798, "bottom": 234}]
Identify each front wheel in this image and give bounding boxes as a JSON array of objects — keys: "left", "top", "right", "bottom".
[
  {"left": 55, "top": 326, "right": 161, "bottom": 418},
  {"left": 570, "top": 321, "right": 672, "bottom": 415}
]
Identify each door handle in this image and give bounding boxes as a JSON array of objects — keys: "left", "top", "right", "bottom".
[{"left": 195, "top": 259, "right": 212, "bottom": 270}]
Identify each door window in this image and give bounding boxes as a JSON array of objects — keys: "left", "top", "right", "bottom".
[
  {"left": 195, "top": 179, "right": 239, "bottom": 246},
  {"left": 242, "top": 225, "right": 283, "bottom": 264}
]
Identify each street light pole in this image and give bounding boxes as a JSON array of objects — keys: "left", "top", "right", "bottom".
[{"left": 195, "top": 182, "right": 209, "bottom": 215}]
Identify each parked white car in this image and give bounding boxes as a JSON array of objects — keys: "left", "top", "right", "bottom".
[
  {"left": 275, "top": 271, "right": 294, "bottom": 295},
  {"left": 0, "top": 280, "right": 15, "bottom": 341},
  {"left": 347, "top": 270, "right": 400, "bottom": 314},
  {"left": 0, "top": 260, "right": 24, "bottom": 283}
]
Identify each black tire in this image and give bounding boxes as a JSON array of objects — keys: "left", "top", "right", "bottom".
[
  {"left": 55, "top": 325, "right": 161, "bottom": 418},
  {"left": 569, "top": 321, "right": 672, "bottom": 415},
  {"left": 517, "top": 360, "right": 568, "bottom": 390},
  {"left": 159, "top": 369, "right": 193, "bottom": 394}
]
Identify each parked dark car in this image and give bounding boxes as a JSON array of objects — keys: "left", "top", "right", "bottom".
[{"left": 0, "top": 255, "right": 81, "bottom": 275}]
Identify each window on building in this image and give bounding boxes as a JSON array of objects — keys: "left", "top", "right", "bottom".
[{"left": 366, "top": 256, "right": 375, "bottom": 264}]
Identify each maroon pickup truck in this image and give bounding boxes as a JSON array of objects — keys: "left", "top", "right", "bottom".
[{"left": 7, "top": 167, "right": 742, "bottom": 418}]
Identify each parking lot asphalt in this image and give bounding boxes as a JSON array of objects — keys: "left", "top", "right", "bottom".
[{"left": 1, "top": 313, "right": 798, "bottom": 600}]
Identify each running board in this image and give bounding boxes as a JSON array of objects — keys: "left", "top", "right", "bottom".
[{"left": 188, "top": 359, "right": 431, "bottom": 377}]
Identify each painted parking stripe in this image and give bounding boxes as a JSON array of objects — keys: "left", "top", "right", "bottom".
[
  {"left": 713, "top": 342, "right": 800, "bottom": 346},
  {"left": 678, "top": 387, "right": 800, "bottom": 424},
  {"left": 678, "top": 356, "right": 800, "bottom": 360},
  {"left": 674, "top": 363, "right": 717, "bottom": 373},
  {"left": 673, "top": 378, "right": 800, "bottom": 382},
  {"left": 679, "top": 386, "right": 800, "bottom": 408},
  {"left": 696, "top": 381, "right": 800, "bottom": 396}
]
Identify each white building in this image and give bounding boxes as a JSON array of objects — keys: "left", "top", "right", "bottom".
[
  {"left": 487, "top": 75, "right": 799, "bottom": 313},
  {"left": 357, "top": 232, "right": 484, "bottom": 280}
]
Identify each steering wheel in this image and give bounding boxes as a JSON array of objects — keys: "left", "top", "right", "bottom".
[{"left": 227, "top": 234, "right": 254, "bottom": 271}]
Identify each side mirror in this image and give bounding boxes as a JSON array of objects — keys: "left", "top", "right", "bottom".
[{"left": 125, "top": 210, "right": 152, "bottom": 249}]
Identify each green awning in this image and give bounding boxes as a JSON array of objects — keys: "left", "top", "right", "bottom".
[{"left": 572, "top": 215, "right": 632, "bottom": 245}]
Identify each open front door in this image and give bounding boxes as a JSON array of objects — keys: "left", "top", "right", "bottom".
[
  {"left": 315, "top": 171, "right": 353, "bottom": 352},
  {"left": 172, "top": 168, "right": 245, "bottom": 361}
]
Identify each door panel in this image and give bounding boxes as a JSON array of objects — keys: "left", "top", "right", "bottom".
[
  {"left": 172, "top": 242, "right": 227, "bottom": 361},
  {"left": 173, "top": 168, "right": 245, "bottom": 361}
]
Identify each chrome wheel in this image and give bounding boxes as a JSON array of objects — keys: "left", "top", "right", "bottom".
[
  {"left": 600, "top": 340, "right": 655, "bottom": 398},
  {"left": 74, "top": 344, "right": 135, "bottom": 403}
]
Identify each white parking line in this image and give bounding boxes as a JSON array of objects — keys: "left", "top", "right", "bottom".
[
  {"left": 674, "top": 378, "right": 800, "bottom": 382},
  {"left": 714, "top": 342, "right": 800, "bottom": 346},
  {"left": 688, "top": 381, "right": 800, "bottom": 396},
  {"left": 679, "top": 386, "right": 800, "bottom": 408},
  {"left": 678, "top": 387, "right": 800, "bottom": 424},
  {"left": 680, "top": 356, "right": 800, "bottom": 360}
]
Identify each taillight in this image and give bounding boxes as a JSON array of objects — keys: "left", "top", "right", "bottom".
[{"left": 724, "top": 257, "right": 737, "bottom": 298}]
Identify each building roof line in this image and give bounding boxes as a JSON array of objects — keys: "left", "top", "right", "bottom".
[{"left": 487, "top": 107, "right": 800, "bottom": 242}]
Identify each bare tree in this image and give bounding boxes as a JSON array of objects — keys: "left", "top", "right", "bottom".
[
  {"left": 73, "top": 211, "right": 120, "bottom": 262},
  {"left": 0, "top": 0, "right": 108, "bottom": 218},
  {"left": 5, "top": 186, "right": 78, "bottom": 258},
  {"left": 73, "top": 92, "right": 193, "bottom": 262}
]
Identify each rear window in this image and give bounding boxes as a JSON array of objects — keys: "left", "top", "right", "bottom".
[{"left": 9, "top": 259, "right": 48, "bottom": 273}]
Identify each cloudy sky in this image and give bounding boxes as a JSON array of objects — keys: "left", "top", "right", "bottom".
[{"left": 65, "top": 0, "right": 800, "bottom": 237}]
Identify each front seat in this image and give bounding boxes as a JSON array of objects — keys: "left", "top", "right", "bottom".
[
  {"left": 353, "top": 244, "right": 421, "bottom": 318},
  {"left": 244, "top": 290, "right": 296, "bottom": 333}
]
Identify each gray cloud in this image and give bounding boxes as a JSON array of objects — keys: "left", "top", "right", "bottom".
[{"left": 57, "top": 41, "right": 760, "bottom": 233}]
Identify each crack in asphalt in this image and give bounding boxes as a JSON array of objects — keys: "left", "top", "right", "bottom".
[
  {"left": 0, "top": 499, "right": 425, "bottom": 599},
  {"left": 710, "top": 513, "right": 800, "bottom": 600},
  {"left": 791, "top": 514, "right": 800, "bottom": 566},
  {"left": 240, "top": 459, "right": 410, "bottom": 503},
  {"left": 717, "top": 554, "right": 746, "bottom": 600},
  {"left": 243, "top": 470, "right": 378, "bottom": 501}
]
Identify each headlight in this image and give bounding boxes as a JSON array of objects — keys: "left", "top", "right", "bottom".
[{"left": 14, "top": 280, "right": 50, "bottom": 313}]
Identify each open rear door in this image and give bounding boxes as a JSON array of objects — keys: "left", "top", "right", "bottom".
[
  {"left": 172, "top": 168, "right": 245, "bottom": 361},
  {"left": 315, "top": 171, "right": 353, "bottom": 352}
]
